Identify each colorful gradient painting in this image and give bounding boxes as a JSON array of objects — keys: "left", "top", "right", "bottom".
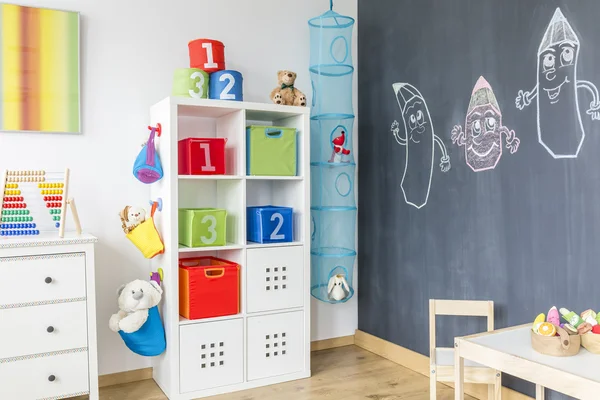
[{"left": 0, "top": 4, "right": 80, "bottom": 133}]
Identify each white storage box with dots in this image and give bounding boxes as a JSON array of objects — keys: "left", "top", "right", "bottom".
[
  {"left": 246, "top": 247, "right": 304, "bottom": 313},
  {"left": 179, "top": 318, "right": 244, "bottom": 393},
  {"left": 246, "top": 311, "right": 304, "bottom": 381}
]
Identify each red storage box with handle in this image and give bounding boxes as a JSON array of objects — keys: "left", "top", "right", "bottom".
[
  {"left": 179, "top": 256, "right": 240, "bottom": 320},
  {"left": 178, "top": 138, "right": 227, "bottom": 175}
]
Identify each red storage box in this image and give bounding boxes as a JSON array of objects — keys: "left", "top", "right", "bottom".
[
  {"left": 178, "top": 138, "right": 227, "bottom": 175},
  {"left": 188, "top": 39, "right": 225, "bottom": 73},
  {"left": 179, "top": 256, "right": 240, "bottom": 320}
]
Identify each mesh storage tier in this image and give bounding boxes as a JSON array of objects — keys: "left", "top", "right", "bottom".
[{"left": 309, "top": 7, "right": 356, "bottom": 303}]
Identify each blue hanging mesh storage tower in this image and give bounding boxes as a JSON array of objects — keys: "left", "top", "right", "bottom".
[{"left": 309, "top": 3, "right": 356, "bottom": 304}]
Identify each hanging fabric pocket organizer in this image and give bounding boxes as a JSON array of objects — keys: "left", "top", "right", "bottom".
[
  {"left": 134, "top": 124, "right": 164, "bottom": 184},
  {"left": 126, "top": 201, "right": 165, "bottom": 259}
]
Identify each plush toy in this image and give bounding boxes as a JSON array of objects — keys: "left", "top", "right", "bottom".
[
  {"left": 560, "top": 307, "right": 585, "bottom": 328},
  {"left": 578, "top": 322, "right": 593, "bottom": 335},
  {"left": 327, "top": 273, "right": 350, "bottom": 302},
  {"left": 119, "top": 205, "right": 147, "bottom": 234},
  {"left": 329, "top": 130, "right": 351, "bottom": 163},
  {"left": 270, "top": 70, "right": 307, "bottom": 107},
  {"left": 547, "top": 306, "right": 560, "bottom": 326},
  {"left": 109, "top": 279, "right": 163, "bottom": 334}
]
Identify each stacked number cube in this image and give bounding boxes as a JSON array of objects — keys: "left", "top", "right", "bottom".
[
  {"left": 171, "top": 39, "right": 243, "bottom": 101},
  {"left": 309, "top": 10, "right": 356, "bottom": 303}
]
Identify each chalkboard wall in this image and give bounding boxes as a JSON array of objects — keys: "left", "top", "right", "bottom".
[{"left": 357, "top": 1, "right": 600, "bottom": 398}]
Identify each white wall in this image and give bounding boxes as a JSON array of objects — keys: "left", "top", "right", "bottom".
[{"left": 0, "top": 0, "right": 357, "bottom": 374}]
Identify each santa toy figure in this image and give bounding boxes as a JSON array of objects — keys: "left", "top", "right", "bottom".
[{"left": 329, "top": 130, "right": 351, "bottom": 163}]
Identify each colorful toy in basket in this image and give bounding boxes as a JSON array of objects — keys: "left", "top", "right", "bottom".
[
  {"left": 178, "top": 138, "right": 227, "bottom": 175},
  {"left": 247, "top": 125, "right": 297, "bottom": 176},
  {"left": 247, "top": 206, "right": 293, "bottom": 243},
  {"left": 120, "top": 199, "right": 165, "bottom": 258},
  {"left": 531, "top": 306, "right": 582, "bottom": 356},
  {"left": 179, "top": 256, "right": 240, "bottom": 320},
  {"left": 133, "top": 124, "right": 163, "bottom": 184},
  {"left": 109, "top": 271, "right": 166, "bottom": 357},
  {"left": 270, "top": 70, "right": 306, "bottom": 106}
]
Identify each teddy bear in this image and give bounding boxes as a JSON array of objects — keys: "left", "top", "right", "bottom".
[
  {"left": 270, "top": 70, "right": 307, "bottom": 107},
  {"left": 109, "top": 279, "right": 163, "bottom": 334},
  {"left": 119, "top": 205, "right": 146, "bottom": 234}
]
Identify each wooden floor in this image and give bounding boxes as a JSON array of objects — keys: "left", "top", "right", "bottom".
[{"left": 98, "top": 345, "right": 474, "bottom": 400}]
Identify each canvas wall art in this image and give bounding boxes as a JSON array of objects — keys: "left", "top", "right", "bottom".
[{"left": 0, "top": 3, "right": 80, "bottom": 133}]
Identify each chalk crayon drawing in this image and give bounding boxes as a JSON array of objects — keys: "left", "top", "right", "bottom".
[
  {"left": 516, "top": 7, "right": 600, "bottom": 159},
  {"left": 452, "top": 76, "right": 520, "bottom": 172},
  {"left": 391, "top": 83, "right": 450, "bottom": 209}
]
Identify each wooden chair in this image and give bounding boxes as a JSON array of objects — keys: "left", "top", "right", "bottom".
[{"left": 429, "top": 299, "right": 501, "bottom": 400}]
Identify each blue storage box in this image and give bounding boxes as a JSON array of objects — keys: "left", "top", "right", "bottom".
[{"left": 247, "top": 206, "right": 293, "bottom": 243}]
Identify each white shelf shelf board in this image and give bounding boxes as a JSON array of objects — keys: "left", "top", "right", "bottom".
[
  {"left": 245, "top": 176, "right": 304, "bottom": 181},
  {"left": 168, "top": 96, "right": 310, "bottom": 120},
  {"left": 179, "top": 175, "right": 243, "bottom": 180},
  {"left": 246, "top": 241, "right": 304, "bottom": 249},
  {"left": 178, "top": 243, "right": 244, "bottom": 253},
  {"left": 179, "top": 314, "right": 243, "bottom": 326}
]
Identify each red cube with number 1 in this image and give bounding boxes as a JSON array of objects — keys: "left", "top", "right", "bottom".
[
  {"left": 178, "top": 138, "right": 227, "bottom": 175},
  {"left": 188, "top": 39, "right": 225, "bottom": 73}
]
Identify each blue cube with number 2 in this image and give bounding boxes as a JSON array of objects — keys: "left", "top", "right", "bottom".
[
  {"left": 247, "top": 206, "right": 293, "bottom": 244},
  {"left": 209, "top": 70, "right": 243, "bottom": 101}
]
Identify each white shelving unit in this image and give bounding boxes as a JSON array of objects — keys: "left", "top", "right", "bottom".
[{"left": 149, "top": 97, "right": 311, "bottom": 400}]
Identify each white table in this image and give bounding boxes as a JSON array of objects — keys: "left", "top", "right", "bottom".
[{"left": 454, "top": 324, "right": 600, "bottom": 400}]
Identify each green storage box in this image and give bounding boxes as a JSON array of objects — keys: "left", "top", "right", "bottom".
[
  {"left": 179, "top": 208, "right": 227, "bottom": 247},
  {"left": 247, "top": 125, "right": 297, "bottom": 176}
]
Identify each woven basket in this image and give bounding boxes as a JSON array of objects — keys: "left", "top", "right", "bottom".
[
  {"left": 581, "top": 334, "right": 600, "bottom": 354},
  {"left": 531, "top": 326, "right": 581, "bottom": 356}
]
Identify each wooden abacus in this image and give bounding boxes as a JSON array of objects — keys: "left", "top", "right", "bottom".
[{"left": 0, "top": 169, "right": 82, "bottom": 238}]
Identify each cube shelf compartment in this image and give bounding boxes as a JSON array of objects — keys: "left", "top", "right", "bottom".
[{"left": 149, "top": 97, "right": 310, "bottom": 400}]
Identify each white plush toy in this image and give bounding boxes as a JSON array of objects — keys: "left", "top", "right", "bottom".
[
  {"left": 327, "top": 274, "right": 350, "bottom": 302},
  {"left": 119, "top": 205, "right": 147, "bottom": 234},
  {"left": 109, "top": 279, "right": 163, "bottom": 333}
]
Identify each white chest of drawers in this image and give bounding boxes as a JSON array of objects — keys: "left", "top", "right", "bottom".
[{"left": 0, "top": 233, "right": 98, "bottom": 400}]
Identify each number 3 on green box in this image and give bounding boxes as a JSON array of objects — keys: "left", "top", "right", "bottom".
[{"left": 200, "top": 215, "right": 217, "bottom": 245}]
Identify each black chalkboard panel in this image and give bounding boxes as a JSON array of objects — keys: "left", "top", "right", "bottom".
[{"left": 357, "top": 1, "right": 600, "bottom": 399}]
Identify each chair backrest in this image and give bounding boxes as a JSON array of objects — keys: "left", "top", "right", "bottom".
[{"left": 429, "top": 299, "right": 494, "bottom": 365}]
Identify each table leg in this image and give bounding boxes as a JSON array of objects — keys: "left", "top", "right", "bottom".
[
  {"left": 455, "top": 341, "right": 464, "bottom": 400},
  {"left": 536, "top": 385, "right": 545, "bottom": 400}
]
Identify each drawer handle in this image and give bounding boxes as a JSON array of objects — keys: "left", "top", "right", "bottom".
[
  {"left": 45, "top": 277, "right": 53, "bottom": 284},
  {"left": 47, "top": 326, "right": 55, "bottom": 333},
  {"left": 48, "top": 375, "right": 56, "bottom": 382}
]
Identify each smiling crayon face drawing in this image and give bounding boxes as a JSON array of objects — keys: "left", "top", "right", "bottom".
[
  {"left": 516, "top": 8, "right": 600, "bottom": 159},
  {"left": 391, "top": 83, "right": 450, "bottom": 209},
  {"left": 452, "top": 77, "right": 520, "bottom": 172}
]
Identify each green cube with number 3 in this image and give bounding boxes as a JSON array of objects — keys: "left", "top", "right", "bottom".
[
  {"left": 179, "top": 208, "right": 227, "bottom": 247},
  {"left": 172, "top": 68, "right": 209, "bottom": 99}
]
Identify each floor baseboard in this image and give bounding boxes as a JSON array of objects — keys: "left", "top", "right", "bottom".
[
  {"left": 354, "top": 329, "right": 532, "bottom": 400},
  {"left": 98, "top": 367, "right": 153, "bottom": 388},
  {"left": 311, "top": 335, "right": 355, "bottom": 351}
]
